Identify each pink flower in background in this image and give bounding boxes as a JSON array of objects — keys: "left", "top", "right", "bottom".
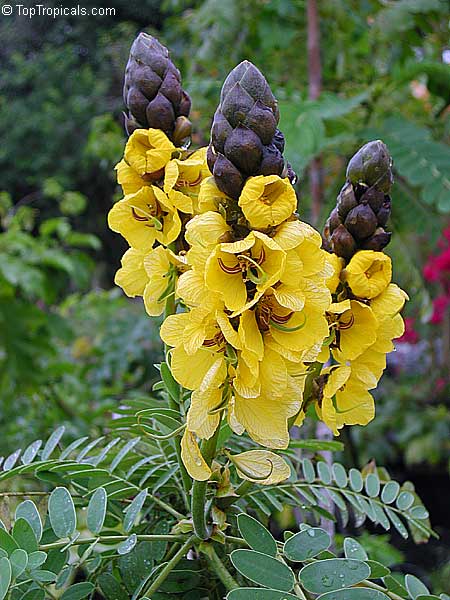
[
  {"left": 430, "top": 295, "right": 450, "bottom": 325},
  {"left": 424, "top": 225, "right": 450, "bottom": 324},
  {"left": 397, "top": 317, "right": 420, "bottom": 344}
]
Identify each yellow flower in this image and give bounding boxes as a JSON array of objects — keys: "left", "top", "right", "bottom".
[
  {"left": 108, "top": 186, "right": 181, "bottom": 250},
  {"left": 197, "top": 176, "right": 230, "bottom": 214},
  {"left": 238, "top": 175, "right": 297, "bottom": 229},
  {"left": 114, "top": 247, "right": 148, "bottom": 297},
  {"left": 326, "top": 253, "right": 345, "bottom": 293},
  {"left": 328, "top": 300, "right": 379, "bottom": 362},
  {"left": 343, "top": 250, "right": 392, "bottom": 299},
  {"left": 124, "top": 128, "right": 176, "bottom": 178},
  {"left": 115, "top": 159, "right": 147, "bottom": 195},
  {"left": 205, "top": 231, "right": 285, "bottom": 314},
  {"left": 181, "top": 430, "right": 211, "bottom": 481},
  {"left": 163, "top": 147, "right": 210, "bottom": 214},
  {"left": 114, "top": 246, "right": 185, "bottom": 317},
  {"left": 229, "top": 450, "right": 291, "bottom": 485},
  {"left": 160, "top": 308, "right": 227, "bottom": 390},
  {"left": 316, "top": 365, "right": 375, "bottom": 435}
]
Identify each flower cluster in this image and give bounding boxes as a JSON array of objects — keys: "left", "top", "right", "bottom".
[
  {"left": 109, "top": 47, "right": 408, "bottom": 485},
  {"left": 314, "top": 250, "right": 408, "bottom": 436},
  {"left": 109, "top": 128, "right": 209, "bottom": 316}
]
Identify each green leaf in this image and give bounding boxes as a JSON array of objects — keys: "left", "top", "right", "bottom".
[
  {"left": 230, "top": 549, "right": 295, "bottom": 592},
  {"left": 366, "top": 561, "right": 390, "bottom": 579},
  {"left": 20, "top": 590, "right": 45, "bottom": 600},
  {"left": 87, "top": 488, "right": 107, "bottom": 535},
  {"left": 0, "top": 529, "right": 19, "bottom": 555},
  {"left": 56, "top": 566, "right": 74, "bottom": 589},
  {"left": 381, "top": 482, "right": 400, "bottom": 505},
  {"left": 299, "top": 559, "right": 371, "bottom": 594},
  {"left": 405, "top": 575, "right": 429, "bottom": 599},
  {"left": 31, "top": 569, "right": 57, "bottom": 582},
  {"left": 15, "top": 501, "right": 42, "bottom": 542},
  {"left": 110, "top": 438, "right": 141, "bottom": 473},
  {"left": 10, "top": 549, "right": 27, "bottom": 579},
  {"left": 409, "top": 506, "right": 429, "bottom": 520},
  {"left": 160, "top": 362, "right": 180, "bottom": 404},
  {"left": 12, "top": 519, "right": 38, "bottom": 553},
  {"left": 332, "top": 463, "right": 347, "bottom": 488},
  {"left": 48, "top": 487, "right": 76, "bottom": 538},
  {"left": 237, "top": 514, "right": 277, "bottom": 557},
  {"left": 61, "top": 582, "right": 95, "bottom": 600},
  {"left": 227, "top": 590, "right": 298, "bottom": 600},
  {"left": 289, "top": 440, "right": 344, "bottom": 452},
  {"left": 343, "top": 538, "right": 368, "bottom": 560},
  {"left": 21, "top": 441, "right": 43, "bottom": 465},
  {"left": 41, "top": 427, "right": 65, "bottom": 460},
  {"left": 98, "top": 573, "right": 129, "bottom": 600},
  {"left": 385, "top": 508, "right": 408, "bottom": 539},
  {"left": 302, "top": 459, "right": 315, "bottom": 483},
  {"left": 0, "top": 557, "right": 11, "bottom": 600},
  {"left": 27, "top": 551, "right": 47, "bottom": 570},
  {"left": 117, "top": 534, "right": 137, "bottom": 555},
  {"left": 123, "top": 489, "right": 147, "bottom": 533},
  {"left": 365, "top": 473, "right": 380, "bottom": 498},
  {"left": 396, "top": 492, "right": 415, "bottom": 511},
  {"left": 317, "top": 462, "right": 332, "bottom": 485},
  {"left": 349, "top": 469, "right": 363, "bottom": 492},
  {"left": 317, "top": 589, "right": 389, "bottom": 600},
  {"left": 284, "top": 528, "right": 331, "bottom": 561}
]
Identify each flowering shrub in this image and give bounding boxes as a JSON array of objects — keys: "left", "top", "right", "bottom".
[{"left": 0, "top": 33, "right": 440, "bottom": 600}]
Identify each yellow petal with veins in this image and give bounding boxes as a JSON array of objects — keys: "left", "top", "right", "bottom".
[
  {"left": 181, "top": 430, "right": 211, "bottom": 481},
  {"left": 231, "top": 450, "right": 291, "bottom": 485}
]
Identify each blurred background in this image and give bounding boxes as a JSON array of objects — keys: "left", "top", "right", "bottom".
[{"left": 0, "top": 0, "right": 449, "bottom": 590}]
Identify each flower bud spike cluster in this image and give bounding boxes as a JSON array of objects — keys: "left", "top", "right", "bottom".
[
  {"left": 123, "top": 32, "right": 192, "bottom": 145},
  {"left": 207, "top": 61, "right": 296, "bottom": 200},
  {"left": 323, "top": 140, "right": 393, "bottom": 259},
  {"left": 314, "top": 142, "right": 408, "bottom": 436},
  {"left": 160, "top": 60, "right": 332, "bottom": 484}
]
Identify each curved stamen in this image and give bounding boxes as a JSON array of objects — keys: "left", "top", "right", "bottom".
[
  {"left": 339, "top": 313, "right": 355, "bottom": 330},
  {"left": 132, "top": 207, "right": 150, "bottom": 222},
  {"left": 239, "top": 254, "right": 268, "bottom": 285},
  {"left": 270, "top": 312, "right": 307, "bottom": 332},
  {"left": 271, "top": 311, "right": 294, "bottom": 324},
  {"left": 178, "top": 173, "right": 203, "bottom": 188},
  {"left": 256, "top": 246, "right": 266, "bottom": 265},
  {"left": 217, "top": 257, "right": 241, "bottom": 274}
]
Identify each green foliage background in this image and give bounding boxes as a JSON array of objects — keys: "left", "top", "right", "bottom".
[{"left": 0, "top": 0, "right": 449, "bottom": 592}]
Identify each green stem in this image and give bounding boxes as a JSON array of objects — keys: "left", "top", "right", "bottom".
[
  {"left": 360, "top": 580, "right": 405, "bottom": 600},
  {"left": 200, "top": 543, "right": 239, "bottom": 591},
  {"left": 191, "top": 428, "right": 220, "bottom": 540},
  {"left": 218, "top": 479, "right": 253, "bottom": 510},
  {"left": 288, "top": 361, "right": 322, "bottom": 429},
  {"left": 294, "top": 583, "right": 308, "bottom": 599},
  {"left": 39, "top": 534, "right": 185, "bottom": 551},
  {"left": 142, "top": 536, "right": 194, "bottom": 597}
]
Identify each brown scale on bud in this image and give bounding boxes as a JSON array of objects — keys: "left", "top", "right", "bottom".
[
  {"left": 209, "top": 61, "right": 295, "bottom": 199},
  {"left": 323, "top": 140, "right": 394, "bottom": 260},
  {"left": 123, "top": 33, "right": 192, "bottom": 142}
]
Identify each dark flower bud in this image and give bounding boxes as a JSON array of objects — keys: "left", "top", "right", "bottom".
[
  {"left": 259, "top": 144, "right": 284, "bottom": 176},
  {"left": 207, "top": 145, "right": 217, "bottom": 172},
  {"left": 178, "top": 91, "right": 192, "bottom": 117},
  {"left": 328, "top": 207, "right": 342, "bottom": 234},
  {"left": 211, "top": 112, "right": 233, "bottom": 153},
  {"left": 123, "top": 112, "right": 141, "bottom": 136},
  {"left": 123, "top": 33, "right": 192, "bottom": 139},
  {"left": 244, "top": 100, "right": 277, "bottom": 145},
  {"left": 377, "top": 198, "right": 391, "bottom": 227},
  {"left": 344, "top": 204, "right": 377, "bottom": 240},
  {"left": 284, "top": 162, "right": 297, "bottom": 185},
  {"left": 361, "top": 228, "right": 392, "bottom": 251},
  {"left": 346, "top": 140, "right": 393, "bottom": 193},
  {"left": 360, "top": 186, "right": 385, "bottom": 213},
  {"left": 146, "top": 92, "right": 175, "bottom": 133},
  {"left": 125, "top": 65, "right": 161, "bottom": 102},
  {"left": 224, "top": 125, "right": 263, "bottom": 174},
  {"left": 272, "top": 129, "right": 285, "bottom": 152},
  {"left": 126, "top": 87, "right": 148, "bottom": 125},
  {"left": 221, "top": 82, "right": 255, "bottom": 127},
  {"left": 213, "top": 153, "right": 244, "bottom": 199},
  {"left": 173, "top": 116, "right": 192, "bottom": 146},
  {"left": 159, "top": 70, "right": 182, "bottom": 106},
  {"left": 337, "top": 182, "right": 358, "bottom": 219},
  {"left": 331, "top": 224, "right": 357, "bottom": 259}
]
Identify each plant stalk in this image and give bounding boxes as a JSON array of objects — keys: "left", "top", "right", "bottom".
[
  {"left": 200, "top": 543, "right": 239, "bottom": 591},
  {"left": 40, "top": 534, "right": 186, "bottom": 551},
  {"left": 191, "top": 428, "right": 220, "bottom": 539},
  {"left": 141, "top": 536, "right": 194, "bottom": 597}
]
